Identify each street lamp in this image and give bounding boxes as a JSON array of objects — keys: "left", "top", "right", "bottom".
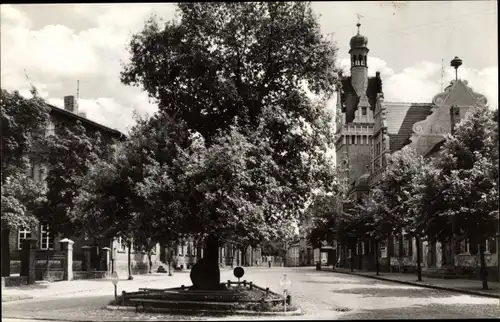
[
  {"left": 279, "top": 274, "right": 292, "bottom": 312},
  {"left": 168, "top": 250, "right": 174, "bottom": 276},
  {"left": 111, "top": 271, "right": 119, "bottom": 303}
]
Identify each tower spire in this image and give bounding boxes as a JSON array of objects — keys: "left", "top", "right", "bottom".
[{"left": 356, "top": 13, "right": 364, "bottom": 34}]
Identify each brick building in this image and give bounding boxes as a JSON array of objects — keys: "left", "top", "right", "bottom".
[
  {"left": 334, "top": 23, "right": 498, "bottom": 281},
  {"left": 6, "top": 95, "right": 127, "bottom": 278}
]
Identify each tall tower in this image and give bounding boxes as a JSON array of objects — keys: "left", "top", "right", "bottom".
[
  {"left": 349, "top": 22, "right": 369, "bottom": 106},
  {"left": 335, "top": 21, "right": 377, "bottom": 191}
]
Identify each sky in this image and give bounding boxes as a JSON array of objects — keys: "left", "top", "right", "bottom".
[{"left": 1, "top": 1, "right": 497, "bottom": 134}]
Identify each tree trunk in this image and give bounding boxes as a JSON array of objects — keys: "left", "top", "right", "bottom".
[
  {"left": 231, "top": 244, "right": 235, "bottom": 268},
  {"left": 375, "top": 239, "right": 380, "bottom": 276},
  {"left": 479, "top": 238, "right": 488, "bottom": 290},
  {"left": 189, "top": 234, "right": 221, "bottom": 290},
  {"left": 196, "top": 237, "right": 203, "bottom": 261},
  {"left": 416, "top": 235, "right": 422, "bottom": 282},
  {"left": 2, "top": 228, "right": 11, "bottom": 277},
  {"left": 350, "top": 245, "right": 354, "bottom": 272},
  {"left": 358, "top": 241, "right": 362, "bottom": 270},
  {"left": 387, "top": 237, "right": 392, "bottom": 273},
  {"left": 147, "top": 249, "right": 153, "bottom": 274},
  {"left": 127, "top": 241, "right": 133, "bottom": 280}
]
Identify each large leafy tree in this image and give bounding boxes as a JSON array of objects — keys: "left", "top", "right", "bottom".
[
  {"left": 1, "top": 88, "right": 50, "bottom": 276},
  {"left": 436, "top": 106, "right": 499, "bottom": 289},
  {"left": 306, "top": 194, "right": 340, "bottom": 249},
  {"left": 36, "top": 121, "right": 110, "bottom": 237},
  {"left": 74, "top": 113, "right": 188, "bottom": 278},
  {"left": 120, "top": 2, "right": 340, "bottom": 287},
  {"left": 404, "top": 160, "right": 444, "bottom": 281}
]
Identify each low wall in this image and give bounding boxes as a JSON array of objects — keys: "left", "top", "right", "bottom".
[
  {"left": 113, "top": 250, "right": 160, "bottom": 276},
  {"left": 2, "top": 276, "right": 27, "bottom": 287},
  {"left": 73, "top": 271, "right": 108, "bottom": 280}
]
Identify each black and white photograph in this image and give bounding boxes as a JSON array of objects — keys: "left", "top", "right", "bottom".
[{"left": 1, "top": 1, "right": 498, "bottom": 321}]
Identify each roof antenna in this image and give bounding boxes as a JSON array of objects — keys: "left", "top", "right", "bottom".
[
  {"left": 23, "top": 68, "right": 35, "bottom": 94},
  {"left": 76, "top": 80, "right": 80, "bottom": 111},
  {"left": 440, "top": 58, "right": 444, "bottom": 92}
]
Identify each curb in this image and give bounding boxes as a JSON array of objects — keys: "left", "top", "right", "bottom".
[
  {"left": 106, "top": 304, "right": 303, "bottom": 316},
  {"left": 2, "top": 295, "right": 34, "bottom": 302},
  {"left": 333, "top": 270, "right": 500, "bottom": 299},
  {"left": 1, "top": 276, "right": 182, "bottom": 303}
]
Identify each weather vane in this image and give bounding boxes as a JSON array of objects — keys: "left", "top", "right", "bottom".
[{"left": 356, "top": 13, "right": 364, "bottom": 33}]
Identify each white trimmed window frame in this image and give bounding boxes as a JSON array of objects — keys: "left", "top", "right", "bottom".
[
  {"left": 45, "top": 120, "right": 55, "bottom": 137},
  {"left": 116, "top": 237, "right": 127, "bottom": 252},
  {"left": 18, "top": 227, "right": 32, "bottom": 250},
  {"left": 40, "top": 224, "right": 54, "bottom": 250},
  {"left": 459, "top": 239, "right": 470, "bottom": 255},
  {"left": 403, "top": 235, "right": 410, "bottom": 257}
]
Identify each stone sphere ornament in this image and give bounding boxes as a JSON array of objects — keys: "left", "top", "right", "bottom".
[{"left": 233, "top": 266, "right": 244, "bottom": 281}]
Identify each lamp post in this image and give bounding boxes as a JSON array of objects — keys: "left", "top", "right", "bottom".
[
  {"left": 279, "top": 274, "right": 291, "bottom": 312},
  {"left": 111, "top": 271, "right": 119, "bottom": 303},
  {"left": 168, "top": 250, "right": 173, "bottom": 276}
]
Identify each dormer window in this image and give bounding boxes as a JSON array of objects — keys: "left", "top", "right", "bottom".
[{"left": 362, "top": 107, "right": 367, "bottom": 116}]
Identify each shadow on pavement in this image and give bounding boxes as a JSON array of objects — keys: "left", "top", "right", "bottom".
[
  {"left": 304, "top": 280, "right": 366, "bottom": 285},
  {"left": 331, "top": 287, "right": 453, "bottom": 298},
  {"left": 4, "top": 282, "right": 50, "bottom": 291}
]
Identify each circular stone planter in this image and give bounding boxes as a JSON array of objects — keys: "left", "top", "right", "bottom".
[{"left": 106, "top": 304, "right": 303, "bottom": 316}]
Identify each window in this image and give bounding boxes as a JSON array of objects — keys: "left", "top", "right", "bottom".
[
  {"left": 117, "top": 237, "right": 126, "bottom": 252},
  {"left": 362, "top": 107, "right": 367, "bottom": 116},
  {"left": 347, "top": 136, "right": 350, "bottom": 145},
  {"left": 458, "top": 239, "right": 470, "bottom": 254},
  {"left": 352, "top": 135, "right": 356, "bottom": 145},
  {"left": 394, "top": 236, "right": 400, "bottom": 256},
  {"left": 18, "top": 227, "right": 32, "bottom": 250},
  {"left": 363, "top": 136, "right": 367, "bottom": 145},
  {"left": 46, "top": 120, "right": 55, "bottom": 137},
  {"left": 403, "top": 235, "right": 413, "bottom": 257},
  {"left": 379, "top": 240, "right": 387, "bottom": 258},
  {"left": 40, "top": 224, "right": 54, "bottom": 250},
  {"left": 361, "top": 242, "right": 365, "bottom": 255}
]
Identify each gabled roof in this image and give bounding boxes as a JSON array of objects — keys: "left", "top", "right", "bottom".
[
  {"left": 423, "top": 138, "right": 446, "bottom": 158},
  {"left": 340, "top": 76, "right": 382, "bottom": 111},
  {"left": 386, "top": 103, "right": 433, "bottom": 153},
  {"left": 433, "top": 79, "right": 488, "bottom": 107},
  {"left": 48, "top": 104, "right": 126, "bottom": 139}
]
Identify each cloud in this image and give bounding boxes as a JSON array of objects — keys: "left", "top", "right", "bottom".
[
  {"left": 0, "top": 4, "right": 172, "bottom": 133},
  {"left": 338, "top": 56, "right": 498, "bottom": 108},
  {"left": 1, "top": 4, "right": 497, "bottom": 137}
]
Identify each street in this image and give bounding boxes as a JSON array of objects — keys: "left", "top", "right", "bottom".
[{"left": 2, "top": 267, "right": 499, "bottom": 320}]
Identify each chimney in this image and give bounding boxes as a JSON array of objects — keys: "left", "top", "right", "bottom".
[
  {"left": 450, "top": 104, "right": 460, "bottom": 133},
  {"left": 63, "top": 95, "right": 77, "bottom": 113}
]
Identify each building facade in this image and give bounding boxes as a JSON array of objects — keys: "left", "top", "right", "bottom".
[
  {"left": 335, "top": 23, "right": 498, "bottom": 281},
  {"left": 6, "top": 95, "right": 127, "bottom": 278}
]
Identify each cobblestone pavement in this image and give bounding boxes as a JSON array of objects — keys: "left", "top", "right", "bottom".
[{"left": 2, "top": 267, "right": 499, "bottom": 320}]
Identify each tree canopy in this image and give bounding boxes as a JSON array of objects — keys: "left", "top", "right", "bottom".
[
  {"left": 117, "top": 2, "right": 341, "bottom": 248},
  {"left": 1, "top": 88, "right": 49, "bottom": 230}
]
